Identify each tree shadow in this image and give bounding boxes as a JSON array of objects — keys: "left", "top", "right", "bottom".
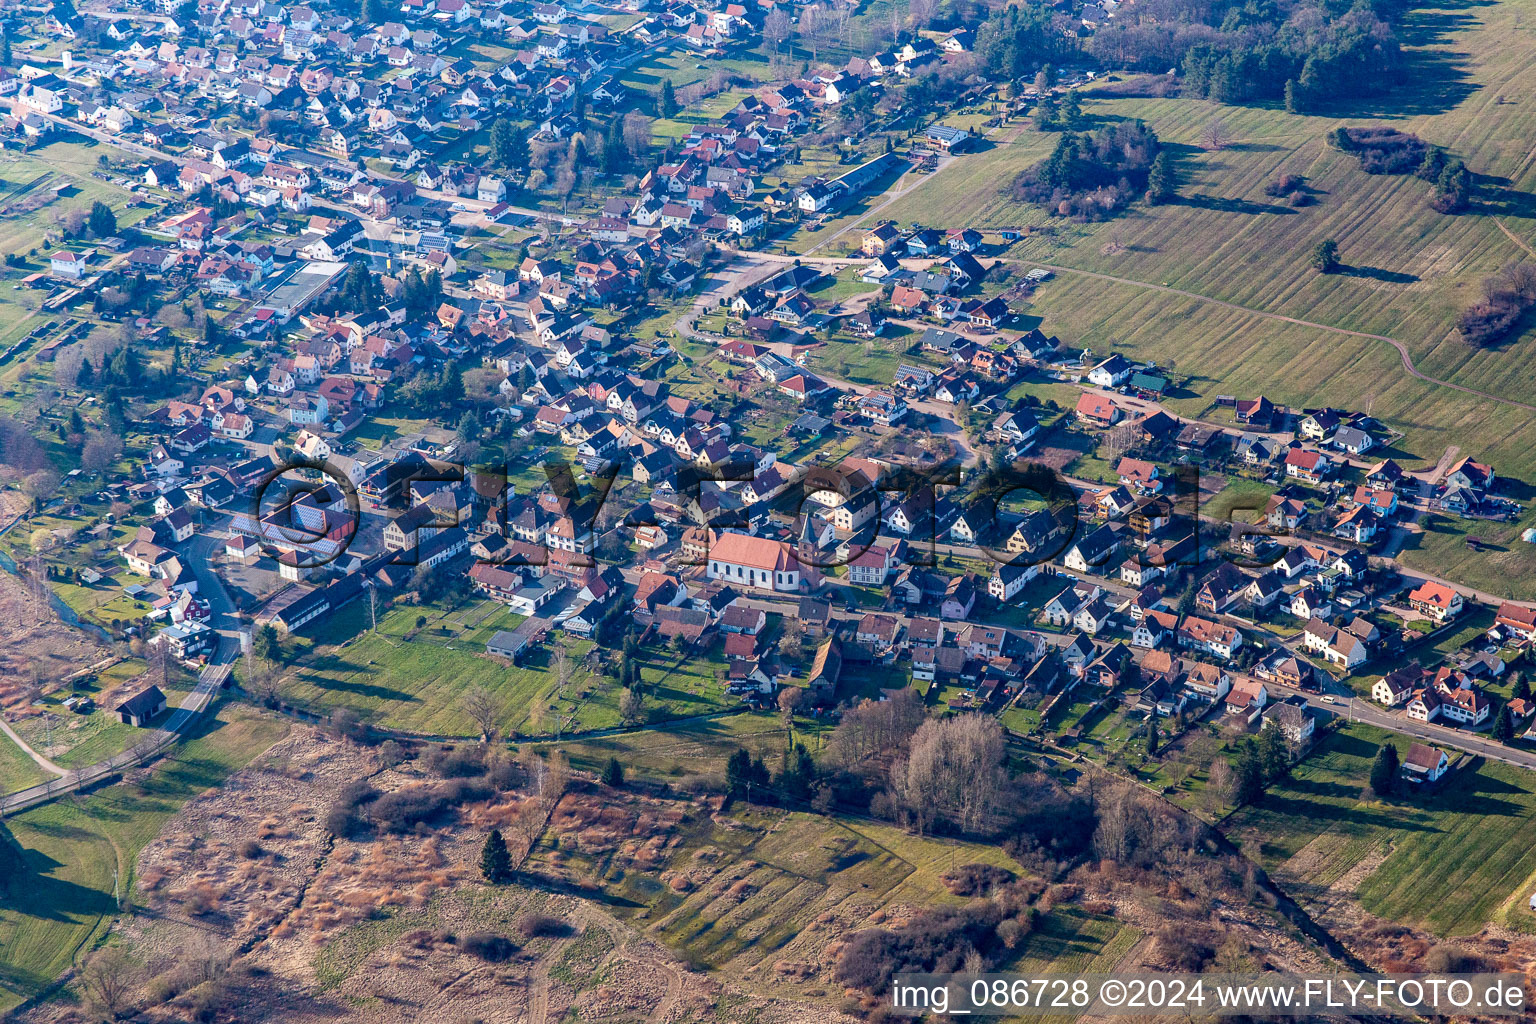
[
  {"left": 1466, "top": 172, "right": 1536, "bottom": 219},
  {"left": 1340, "top": 265, "right": 1420, "bottom": 284},
  {"left": 1323, "top": 5, "right": 1483, "bottom": 118},
  {"left": 1175, "top": 193, "right": 1297, "bottom": 216}
]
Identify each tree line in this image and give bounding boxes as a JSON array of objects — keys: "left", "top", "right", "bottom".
[{"left": 1086, "top": 0, "right": 1407, "bottom": 111}]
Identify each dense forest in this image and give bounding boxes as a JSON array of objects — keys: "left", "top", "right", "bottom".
[
  {"left": 1011, "top": 122, "right": 1163, "bottom": 220},
  {"left": 1082, "top": 0, "right": 1408, "bottom": 108}
]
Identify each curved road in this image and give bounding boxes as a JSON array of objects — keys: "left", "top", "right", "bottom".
[{"left": 0, "top": 532, "right": 240, "bottom": 817}]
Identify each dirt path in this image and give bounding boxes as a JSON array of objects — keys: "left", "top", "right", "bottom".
[
  {"left": 1496, "top": 219, "right": 1536, "bottom": 259},
  {"left": 0, "top": 715, "right": 67, "bottom": 776},
  {"left": 526, "top": 928, "right": 579, "bottom": 1024},
  {"left": 1012, "top": 261, "right": 1536, "bottom": 414},
  {"left": 1428, "top": 444, "right": 1462, "bottom": 485},
  {"left": 569, "top": 904, "right": 686, "bottom": 1023}
]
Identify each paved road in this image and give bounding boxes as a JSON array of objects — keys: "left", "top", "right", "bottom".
[
  {"left": 0, "top": 533, "right": 239, "bottom": 816},
  {"left": 1283, "top": 686, "right": 1536, "bottom": 771}
]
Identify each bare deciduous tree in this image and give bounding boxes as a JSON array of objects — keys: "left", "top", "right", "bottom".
[
  {"left": 829, "top": 689, "right": 925, "bottom": 766},
  {"left": 463, "top": 684, "right": 501, "bottom": 741},
  {"left": 622, "top": 111, "right": 651, "bottom": 159},
  {"left": 1200, "top": 118, "right": 1232, "bottom": 151},
  {"left": 78, "top": 946, "right": 141, "bottom": 1021},
  {"left": 81, "top": 431, "right": 123, "bottom": 476},
  {"left": 895, "top": 713, "right": 1008, "bottom": 836},
  {"left": 52, "top": 347, "right": 84, "bottom": 389},
  {"left": 764, "top": 7, "right": 791, "bottom": 51},
  {"left": 619, "top": 685, "right": 645, "bottom": 725}
]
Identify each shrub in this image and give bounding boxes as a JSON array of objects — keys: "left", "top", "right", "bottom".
[
  {"left": 1423, "top": 945, "right": 1489, "bottom": 973},
  {"left": 425, "top": 745, "right": 485, "bottom": 779},
  {"left": 1154, "top": 924, "right": 1217, "bottom": 971},
  {"left": 238, "top": 839, "right": 263, "bottom": 860},
  {"left": 1340, "top": 127, "right": 1427, "bottom": 175},
  {"left": 941, "top": 863, "right": 1017, "bottom": 896},
  {"left": 1457, "top": 264, "right": 1536, "bottom": 347},
  {"left": 1263, "top": 174, "right": 1304, "bottom": 197},
  {"left": 517, "top": 913, "right": 570, "bottom": 939},
  {"left": 835, "top": 903, "right": 1007, "bottom": 995},
  {"left": 324, "top": 780, "right": 380, "bottom": 837},
  {"left": 460, "top": 932, "right": 518, "bottom": 963}
]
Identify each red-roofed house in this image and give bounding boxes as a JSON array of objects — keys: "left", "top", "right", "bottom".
[
  {"left": 1075, "top": 393, "right": 1122, "bottom": 428},
  {"left": 1408, "top": 581, "right": 1464, "bottom": 622}
]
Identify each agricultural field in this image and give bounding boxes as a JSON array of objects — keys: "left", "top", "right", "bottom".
[
  {"left": 531, "top": 796, "right": 1135, "bottom": 999},
  {"left": 0, "top": 706, "right": 288, "bottom": 1013},
  {"left": 617, "top": 51, "right": 773, "bottom": 94},
  {"left": 1224, "top": 722, "right": 1536, "bottom": 936},
  {"left": 535, "top": 712, "right": 804, "bottom": 782},
  {"left": 277, "top": 596, "right": 739, "bottom": 738}
]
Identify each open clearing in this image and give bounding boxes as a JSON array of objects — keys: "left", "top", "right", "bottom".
[
  {"left": 277, "top": 598, "right": 739, "bottom": 738},
  {"left": 0, "top": 706, "right": 289, "bottom": 1013},
  {"left": 1224, "top": 722, "right": 1536, "bottom": 936}
]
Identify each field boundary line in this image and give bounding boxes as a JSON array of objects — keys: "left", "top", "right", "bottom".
[
  {"left": 1014, "top": 260, "right": 1536, "bottom": 413},
  {"left": 1495, "top": 218, "right": 1536, "bottom": 259}
]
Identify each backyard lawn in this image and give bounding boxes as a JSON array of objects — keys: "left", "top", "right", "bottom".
[{"left": 279, "top": 597, "right": 740, "bottom": 738}]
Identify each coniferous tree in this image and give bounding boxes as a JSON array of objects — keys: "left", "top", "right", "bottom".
[
  {"left": 87, "top": 201, "right": 116, "bottom": 238},
  {"left": 603, "top": 118, "right": 625, "bottom": 175},
  {"left": 1059, "top": 90, "right": 1083, "bottom": 130},
  {"left": 1032, "top": 91, "right": 1057, "bottom": 130},
  {"left": 1234, "top": 738, "right": 1265, "bottom": 805},
  {"left": 1369, "top": 742, "right": 1399, "bottom": 795},
  {"left": 1258, "top": 725, "right": 1291, "bottom": 783},
  {"left": 659, "top": 79, "right": 678, "bottom": 118},
  {"left": 480, "top": 829, "right": 513, "bottom": 883},
  {"left": 725, "top": 748, "right": 752, "bottom": 795},
  {"left": 1311, "top": 238, "right": 1341, "bottom": 273},
  {"left": 1432, "top": 159, "right": 1471, "bottom": 213},
  {"left": 1145, "top": 151, "right": 1175, "bottom": 205},
  {"left": 1283, "top": 78, "right": 1301, "bottom": 114},
  {"left": 1145, "top": 720, "right": 1159, "bottom": 755},
  {"left": 601, "top": 757, "right": 624, "bottom": 787},
  {"left": 1494, "top": 706, "right": 1515, "bottom": 743},
  {"left": 490, "top": 118, "right": 527, "bottom": 172}
]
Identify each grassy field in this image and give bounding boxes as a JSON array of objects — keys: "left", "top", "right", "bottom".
[
  {"left": 0, "top": 706, "right": 288, "bottom": 1012},
  {"left": 536, "top": 800, "right": 1132, "bottom": 995},
  {"left": 1224, "top": 722, "right": 1536, "bottom": 936},
  {"left": 1204, "top": 478, "right": 1278, "bottom": 526},
  {"left": 617, "top": 51, "right": 773, "bottom": 94},
  {"left": 861, "top": 0, "right": 1536, "bottom": 593},
  {"left": 278, "top": 596, "right": 740, "bottom": 738},
  {"left": 0, "top": 729, "right": 49, "bottom": 796}
]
